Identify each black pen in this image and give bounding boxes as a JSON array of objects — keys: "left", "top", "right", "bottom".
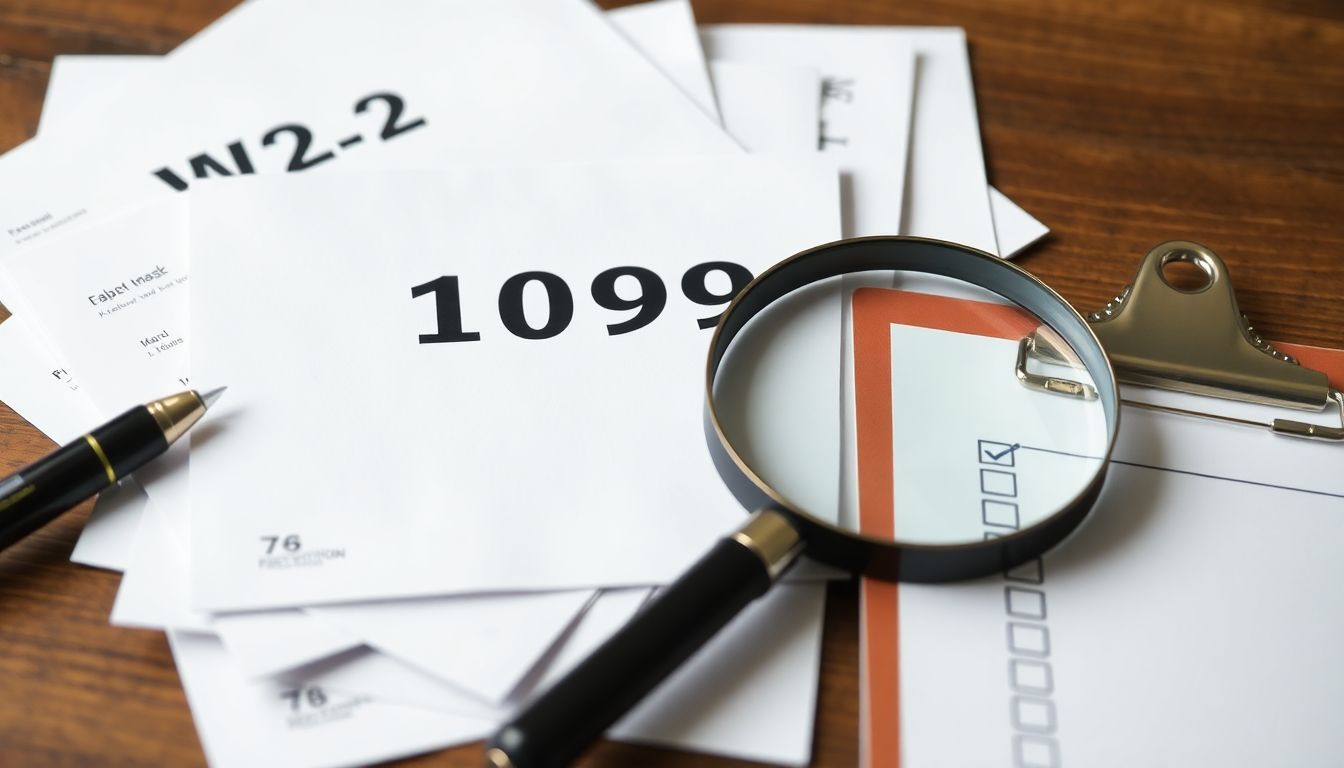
[{"left": 0, "top": 387, "right": 225, "bottom": 552}]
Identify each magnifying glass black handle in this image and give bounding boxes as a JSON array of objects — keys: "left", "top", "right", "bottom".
[{"left": 486, "top": 510, "right": 803, "bottom": 768}]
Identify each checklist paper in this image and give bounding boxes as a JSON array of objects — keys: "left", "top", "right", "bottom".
[
  {"left": 853, "top": 288, "right": 1344, "bottom": 767},
  {"left": 187, "top": 158, "right": 840, "bottom": 610}
]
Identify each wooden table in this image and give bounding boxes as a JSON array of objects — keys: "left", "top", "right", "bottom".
[{"left": 0, "top": 0, "right": 1339, "bottom": 765}]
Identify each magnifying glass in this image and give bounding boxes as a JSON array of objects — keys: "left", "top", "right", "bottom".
[{"left": 488, "top": 237, "right": 1121, "bottom": 767}]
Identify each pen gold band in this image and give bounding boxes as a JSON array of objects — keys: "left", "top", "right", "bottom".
[
  {"left": 84, "top": 435, "right": 117, "bottom": 484},
  {"left": 147, "top": 391, "right": 207, "bottom": 445}
]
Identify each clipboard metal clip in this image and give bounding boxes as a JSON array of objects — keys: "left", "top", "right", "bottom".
[{"left": 1020, "top": 240, "right": 1343, "bottom": 441}]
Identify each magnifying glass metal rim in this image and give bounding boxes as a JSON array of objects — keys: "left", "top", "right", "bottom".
[
  {"left": 488, "top": 236, "right": 1123, "bottom": 766},
  {"left": 704, "top": 235, "right": 1122, "bottom": 582}
]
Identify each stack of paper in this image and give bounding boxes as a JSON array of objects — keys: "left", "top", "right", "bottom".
[{"left": 0, "top": 2, "right": 1049, "bottom": 765}]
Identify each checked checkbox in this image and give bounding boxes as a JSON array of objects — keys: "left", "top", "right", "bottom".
[{"left": 978, "top": 439, "right": 1019, "bottom": 467}]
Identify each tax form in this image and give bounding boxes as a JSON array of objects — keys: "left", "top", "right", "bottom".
[
  {"left": 7, "top": 158, "right": 839, "bottom": 764},
  {"left": 0, "top": 0, "right": 739, "bottom": 582},
  {"left": 852, "top": 288, "right": 1344, "bottom": 767},
  {"left": 0, "top": 0, "right": 743, "bottom": 669},
  {"left": 13, "top": 23, "right": 839, "bottom": 762},
  {"left": 0, "top": 0, "right": 737, "bottom": 261},
  {"left": 5, "top": 0, "right": 840, "bottom": 717},
  {"left": 186, "top": 158, "right": 840, "bottom": 610}
]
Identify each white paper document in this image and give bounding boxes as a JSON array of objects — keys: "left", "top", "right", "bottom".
[
  {"left": 36, "top": 55, "right": 156, "bottom": 139},
  {"left": 607, "top": 0, "right": 719, "bottom": 122},
  {"left": 703, "top": 26, "right": 914, "bottom": 236},
  {"left": 307, "top": 591, "right": 595, "bottom": 703},
  {"left": 1, "top": 0, "right": 741, "bottom": 574},
  {"left": 703, "top": 25, "right": 997, "bottom": 253},
  {"left": 610, "top": 583, "right": 826, "bottom": 765},
  {"left": 0, "top": 0, "right": 736, "bottom": 260},
  {"left": 29, "top": 193, "right": 792, "bottom": 705},
  {"left": 10, "top": 5, "right": 845, "bottom": 734},
  {"left": 188, "top": 158, "right": 839, "bottom": 610},
  {"left": 989, "top": 187, "right": 1048, "bottom": 256},
  {"left": 272, "top": 583, "right": 827, "bottom": 765},
  {"left": 168, "top": 631, "right": 495, "bottom": 768},
  {"left": 6, "top": 0, "right": 733, "bottom": 647},
  {"left": 710, "top": 61, "right": 821, "bottom": 154}
]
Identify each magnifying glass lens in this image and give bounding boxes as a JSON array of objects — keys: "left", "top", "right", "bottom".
[
  {"left": 492, "top": 240, "right": 1120, "bottom": 767},
  {"left": 714, "top": 270, "right": 1110, "bottom": 548}
]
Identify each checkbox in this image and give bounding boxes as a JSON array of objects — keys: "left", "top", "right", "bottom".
[
  {"left": 1005, "top": 557, "right": 1044, "bottom": 584},
  {"left": 983, "top": 499, "right": 1020, "bottom": 529},
  {"left": 1007, "top": 622, "right": 1050, "bottom": 657},
  {"left": 978, "top": 439, "right": 1018, "bottom": 467},
  {"left": 1014, "top": 735, "right": 1059, "bottom": 768},
  {"left": 1012, "top": 696, "right": 1057, "bottom": 734},
  {"left": 1010, "top": 659, "right": 1053, "bottom": 695},
  {"left": 981, "top": 469, "right": 1017, "bottom": 497},
  {"left": 1005, "top": 587, "right": 1047, "bottom": 620}
]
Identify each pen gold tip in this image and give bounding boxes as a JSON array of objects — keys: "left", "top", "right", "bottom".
[{"left": 200, "top": 387, "right": 227, "bottom": 409}]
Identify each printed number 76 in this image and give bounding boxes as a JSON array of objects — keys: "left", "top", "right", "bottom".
[{"left": 260, "top": 535, "right": 301, "bottom": 554}]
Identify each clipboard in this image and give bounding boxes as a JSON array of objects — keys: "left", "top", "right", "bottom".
[
  {"left": 853, "top": 241, "right": 1344, "bottom": 767},
  {"left": 853, "top": 286, "right": 1043, "bottom": 765}
]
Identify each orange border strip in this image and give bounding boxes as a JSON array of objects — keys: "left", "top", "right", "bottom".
[
  {"left": 852, "top": 288, "right": 1037, "bottom": 767},
  {"left": 851, "top": 288, "right": 1344, "bottom": 767},
  {"left": 1276, "top": 342, "right": 1344, "bottom": 389}
]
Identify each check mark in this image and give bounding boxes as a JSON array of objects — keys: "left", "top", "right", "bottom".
[{"left": 985, "top": 443, "right": 1020, "bottom": 461}]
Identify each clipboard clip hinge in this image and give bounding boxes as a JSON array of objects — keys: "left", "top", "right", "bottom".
[
  {"left": 1015, "top": 335, "right": 1097, "bottom": 400},
  {"left": 1019, "top": 241, "right": 1342, "bottom": 442}
]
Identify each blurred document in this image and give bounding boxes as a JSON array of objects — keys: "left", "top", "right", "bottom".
[
  {"left": 710, "top": 61, "right": 821, "bottom": 153},
  {"left": 702, "top": 26, "right": 914, "bottom": 236},
  {"left": 168, "top": 631, "right": 494, "bottom": 768},
  {"left": 307, "top": 591, "right": 595, "bottom": 703},
  {"left": 703, "top": 25, "right": 996, "bottom": 252}
]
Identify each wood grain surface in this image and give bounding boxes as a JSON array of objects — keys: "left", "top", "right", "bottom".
[{"left": 0, "top": 0, "right": 1340, "bottom": 765}]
